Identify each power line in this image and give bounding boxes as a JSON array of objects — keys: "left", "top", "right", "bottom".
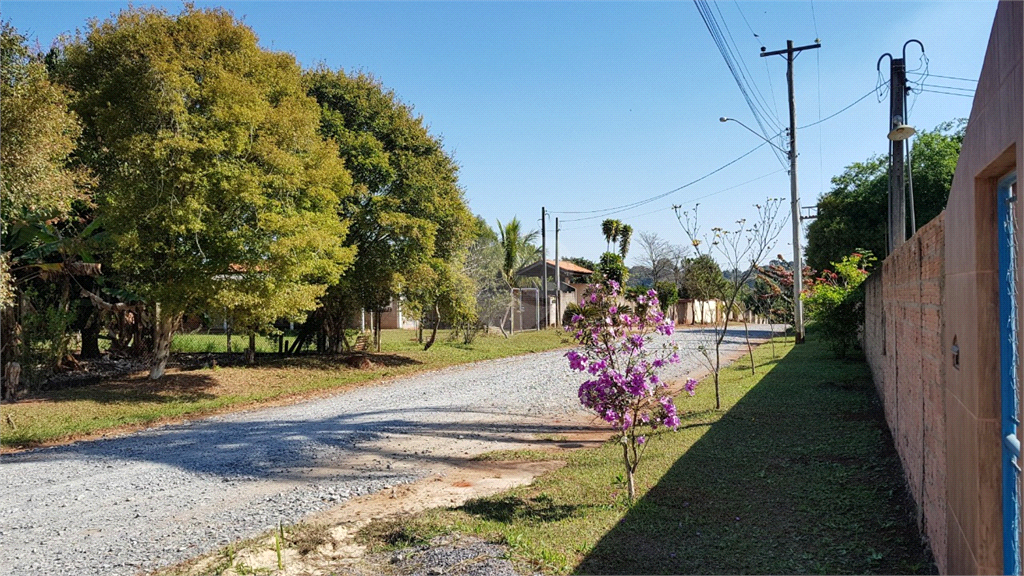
[
  {"left": 928, "top": 73, "right": 977, "bottom": 83},
  {"left": 797, "top": 85, "right": 879, "bottom": 130},
  {"left": 917, "top": 82, "right": 975, "bottom": 93},
  {"left": 553, "top": 141, "right": 770, "bottom": 220},
  {"left": 693, "top": 0, "right": 789, "bottom": 168},
  {"left": 712, "top": 1, "right": 783, "bottom": 131},
  {"left": 560, "top": 168, "right": 787, "bottom": 232},
  {"left": 920, "top": 89, "right": 974, "bottom": 98}
]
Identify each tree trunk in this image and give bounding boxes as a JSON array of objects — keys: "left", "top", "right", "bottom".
[
  {"left": 80, "top": 310, "right": 101, "bottom": 359},
  {"left": 622, "top": 441, "right": 636, "bottom": 504},
  {"left": 423, "top": 303, "right": 440, "bottom": 351},
  {"left": 743, "top": 318, "right": 755, "bottom": 375},
  {"left": 226, "top": 328, "right": 233, "bottom": 354},
  {"left": 149, "top": 303, "right": 178, "bottom": 380},
  {"left": 246, "top": 333, "right": 256, "bottom": 365},
  {"left": 374, "top": 310, "right": 382, "bottom": 352}
]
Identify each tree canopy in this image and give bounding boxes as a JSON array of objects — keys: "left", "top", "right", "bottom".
[
  {"left": 1, "top": 23, "right": 88, "bottom": 236},
  {"left": 305, "top": 67, "right": 474, "bottom": 349},
  {"left": 805, "top": 120, "right": 964, "bottom": 273},
  {"left": 54, "top": 6, "right": 357, "bottom": 375}
]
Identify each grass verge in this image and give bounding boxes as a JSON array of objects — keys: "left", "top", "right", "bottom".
[
  {"left": 1, "top": 328, "right": 569, "bottom": 450},
  {"left": 357, "top": 334, "right": 935, "bottom": 575}
]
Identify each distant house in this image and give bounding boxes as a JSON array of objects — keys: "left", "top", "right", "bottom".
[{"left": 515, "top": 259, "right": 594, "bottom": 325}]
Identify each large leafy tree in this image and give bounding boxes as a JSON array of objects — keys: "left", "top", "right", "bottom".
[
  {"left": 306, "top": 68, "right": 473, "bottom": 351},
  {"left": 0, "top": 23, "right": 88, "bottom": 243},
  {"left": 0, "top": 22, "right": 94, "bottom": 395},
  {"left": 805, "top": 120, "right": 963, "bottom": 273},
  {"left": 55, "top": 7, "right": 356, "bottom": 377}
]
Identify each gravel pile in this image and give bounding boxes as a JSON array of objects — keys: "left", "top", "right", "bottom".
[
  {"left": 0, "top": 326, "right": 778, "bottom": 575},
  {"left": 377, "top": 535, "right": 531, "bottom": 576}
]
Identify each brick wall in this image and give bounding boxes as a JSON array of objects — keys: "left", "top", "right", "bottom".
[{"left": 864, "top": 212, "right": 947, "bottom": 572}]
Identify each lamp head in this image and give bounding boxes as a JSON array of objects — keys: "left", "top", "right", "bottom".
[
  {"left": 887, "top": 118, "right": 916, "bottom": 141},
  {"left": 719, "top": 117, "right": 729, "bottom": 123}
]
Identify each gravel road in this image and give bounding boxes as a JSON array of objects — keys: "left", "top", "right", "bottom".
[{"left": 0, "top": 326, "right": 778, "bottom": 576}]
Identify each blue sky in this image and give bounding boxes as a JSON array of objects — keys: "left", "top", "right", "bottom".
[{"left": 2, "top": 1, "right": 996, "bottom": 265}]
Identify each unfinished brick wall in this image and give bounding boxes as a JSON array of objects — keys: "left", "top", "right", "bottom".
[{"left": 864, "top": 212, "right": 947, "bottom": 572}]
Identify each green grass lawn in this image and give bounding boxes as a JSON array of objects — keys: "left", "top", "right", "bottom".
[
  {"left": 1, "top": 328, "right": 570, "bottom": 450},
  {"left": 358, "top": 333, "right": 935, "bottom": 575}
]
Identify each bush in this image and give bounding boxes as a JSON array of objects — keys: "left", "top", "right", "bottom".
[{"left": 803, "top": 251, "right": 875, "bottom": 358}]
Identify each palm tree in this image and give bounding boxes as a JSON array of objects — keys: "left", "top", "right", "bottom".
[
  {"left": 496, "top": 217, "right": 540, "bottom": 288},
  {"left": 601, "top": 219, "right": 621, "bottom": 253},
  {"left": 617, "top": 224, "right": 633, "bottom": 258}
]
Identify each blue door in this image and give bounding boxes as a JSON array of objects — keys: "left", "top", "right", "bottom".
[{"left": 1001, "top": 173, "right": 1020, "bottom": 575}]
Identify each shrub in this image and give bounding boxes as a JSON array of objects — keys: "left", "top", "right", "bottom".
[{"left": 803, "top": 251, "right": 876, "bottom": 358}]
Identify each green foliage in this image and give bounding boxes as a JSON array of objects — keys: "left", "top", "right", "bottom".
[
  {"left": 495, "top": 217, "right": 540, "bottom": 288},
  {"left": 678, "top": 254, "right": 726, "bottom": 300},
  {"left": 597, "top": 252, "right": 628, "bottom": 285},
  {"left": 307, "top": 67, "right": 473, "bottom": 329},
  {"left": 653, "top": 281, "right": 679, "bottom": 313},
  {"left": 55, "top": 7, "right": 355, "bottom": 329},
  {"left": 803, "top": 251, "right": 876, "bottom": 358},
  {"left": 1, "top": 22, "right": 93, "bottom": 311},
  {"left": 805, "top": 120, "right": 963, "bottom": 273},
  {"left": 599, "top": 219, "right": 632, "bottom": 257},
  {"left": 20, "top": 289, "right": 78, "bottom": 388},
  {"left": 0, "top": 22, "right": 89, "bottom": 237}
]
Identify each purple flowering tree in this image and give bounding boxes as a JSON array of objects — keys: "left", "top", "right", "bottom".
[{"left": 566, "top": 280, "right": 697, "bottom": 503}]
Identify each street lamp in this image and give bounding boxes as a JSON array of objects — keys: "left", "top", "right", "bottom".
[
  {"left": 719, "top": 117, "right": 789, "bottom": 156},
  {"left": 720, "top": 115, "right": 805, "bottom": 344}
]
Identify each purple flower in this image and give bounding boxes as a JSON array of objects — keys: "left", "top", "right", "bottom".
[
  {"left": 637, "top": 436, "right": 646, "bottom": 445},
  {"left": 609, "top": 305, "right": 618, "bottom": 315},
  {"left": 567, "top": 350, "right": 588, "bottom": 371},
  {"left": 571, "top": 313, "right": 584, "bottom": 324},
  {"left": 684, "top": 378, "right": 698, "bottom": 396}
]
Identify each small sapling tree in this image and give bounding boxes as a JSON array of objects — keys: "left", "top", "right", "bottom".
[
  {"left": 565, "top": 280, "right": 696, "bottom": 503},
  {"left": 673, "top": 199, "right": 786, "bottom": 409}
]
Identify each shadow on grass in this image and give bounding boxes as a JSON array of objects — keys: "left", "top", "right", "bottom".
[
  {"left": 172, "top": 352, "right": 423, "bottom": 371},
  {"left": 37, "top": 372, "right": 220, "bottom": 405},
  {"left": 462, "top": 494, "right": 584, "bottom": 524},
  {"left": 575, "top": 337, "right": 936, "bottom": 575}
]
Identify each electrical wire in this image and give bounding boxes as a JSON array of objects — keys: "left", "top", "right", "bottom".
[
  {"left": 559, "top": 168, "right": 787, "bottom": 232},
  {"left": 552, "top": 141, "right": 770, "bottom": 220},
  {"left": 797, "top": 85, "right": 880, "bottom": 130},
  {"left": 712, "top": 1, "right": 783, "bottom": 131},
  {"left": 918, "top": 82, "right": 975, "bottom": 93},
  {"left": 919, "top": 89, "right": 974, "bottom": 98},
  {"left": 693, "top": 0, "right": 789, "bottom": 168},
  {"left": 928, "top": 73, "right": 977, "bottom": 83}
]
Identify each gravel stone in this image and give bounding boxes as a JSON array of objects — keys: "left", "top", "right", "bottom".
[{"left": 0, "top": 326, "right": 777, "bottom": 575}]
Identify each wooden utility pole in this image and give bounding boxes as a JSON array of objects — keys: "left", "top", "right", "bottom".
[
  {"left": 541, "top": 207, "right": 547, "bottom": 329},
  {"left": 761, "top": 40, "right": 819, "bottom": 345},
  {"left": 554, "top": 217, "right": 561, "bottom": 328}
]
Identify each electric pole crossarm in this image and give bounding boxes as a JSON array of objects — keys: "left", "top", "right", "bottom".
[{"left": 760, "top": 43, "right": 821, "bottom": 58}]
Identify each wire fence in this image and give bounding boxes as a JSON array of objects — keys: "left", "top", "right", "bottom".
[{"left": 170, "top": 330, "right": 318, "bottom": 355}]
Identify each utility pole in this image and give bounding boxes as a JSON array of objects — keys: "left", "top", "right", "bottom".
[
  {"left": 879, "top": 40, "right": 922, "bottom": 253},
  {"left": 762, "top": 39, "right": 819, "bottom": 345},
  {"left": 541, "top": 207, "right": 547, "bottom": 329},
  {"left": 889, "top": 56, "right": 907, "bottom": 253},
  {"left": 554, "top": 217, "right": 561, "bottom": 327}
]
